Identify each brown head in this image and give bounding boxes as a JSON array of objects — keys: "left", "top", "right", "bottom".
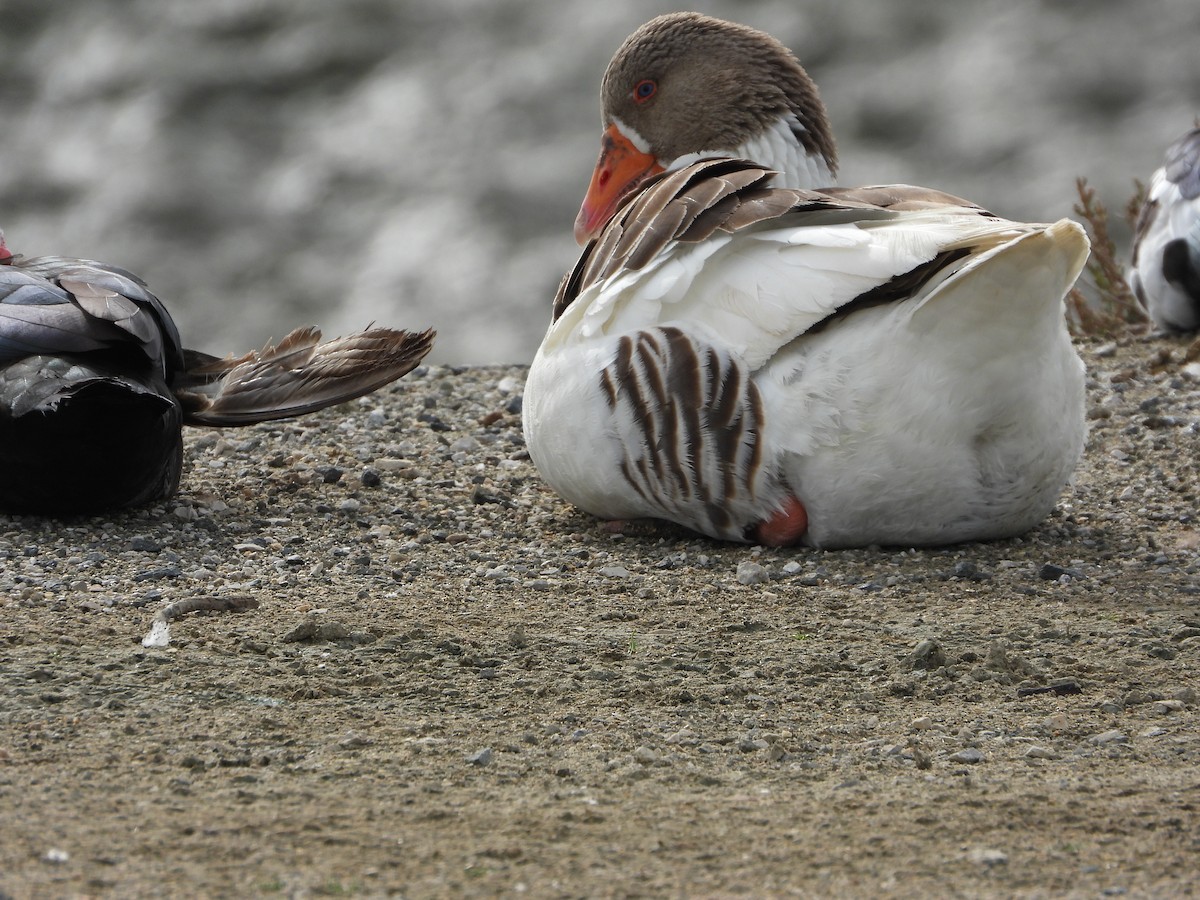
[{"left": 575, "top": 12, "right": 838, "bottom": 243}]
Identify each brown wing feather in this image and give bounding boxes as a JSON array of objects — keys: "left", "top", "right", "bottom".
[
  {"left": 551, "top": 160, "right": 995, "bottom": 321},
  {"left": 176, "top": 327, "right": 434, "bottom": 426}
]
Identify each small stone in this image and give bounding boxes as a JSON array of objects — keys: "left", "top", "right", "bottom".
[
  {"left": 133, "top": 566, "right": 182, "bottom": 582},
  {"left": 737, "top": 738, "right": 770, "bottom": 752},
  {"left": 967, "top": 848, "right": 1008, "bottom": 867},
  {"left": 632, "top": 746, "right": 658, "bottom": 765},
  {"left": 910, "top": 716, "right": 934, "bottom": 731},
  {"left": 1042, "top": 712, "right": 1070, "bottom": 731},
  {"left": 467, "top": 747, "right": 494, "bottom": 767},
  {"left": 1151, "top": 700, "right": 1185, "bottom": 715},
  {"left": 736, "top": 561, "right": 769, "bottom": 586},
  {"left": 1038, "top": 563, "right": 1082, "bottom": 581},
  {"left": 598, "top": 565, "right": 630, "bottom": 579},
  {"left": 1024, "top": 746, "right": 1059, "bottom": 760},
  {"left": 321, "top": 467, "right": 343, "bottom": 484},
  {"left": 1122, "top": 689, "right": 1152, "bottom": 707},
  {"left": 1089, "top": 729, "right": 1128, "bottom": 746},
  {"left": 1017, "top": 679, "right": 1082, "bottom": 697},
  {"left": 449, "top": 436, "right": 481, "bottom": 453},
  {"left": 948, "top": 748, "right": 984, "bottom": 764},
  {"left": 665, "top": 729, "right": 696, "bottom": 745},
  {"left": 471, "top": 486, "right": 505, "bottom": 505},
  {"left": 314, "top": 622, "right": 350, "bottom": 642},
  {"left": 129, "top": 536, "right": 163, "bottom": 553},
  {"left": 950, "top": 560, "right": 991, "bottom": 581},
  {"left": 905, "top": 638, "right": 946, "bottom": 671},
  {"left": 360, "top": 467, "right": 382, "bottom": 488},
  {"left": 338, "top": 731, "right": 373, "bottom": 750},
  {"left": 373, "top": 458, "right": 412, "bottom": 472},
  {"left": 43, "top": 848, "right": 69, "bottom": 865}
]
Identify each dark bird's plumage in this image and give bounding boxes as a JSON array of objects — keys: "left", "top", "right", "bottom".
[{"left": 0, "top": 231, "right": 433, "bottom": 514}]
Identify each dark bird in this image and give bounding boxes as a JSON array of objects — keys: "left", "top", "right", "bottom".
[
  {"left": 0, "top": 230, "right": 433, "bottom": 514},
  {"left": 1131, "top": 127, "right": 1200, "bottom": 331}
]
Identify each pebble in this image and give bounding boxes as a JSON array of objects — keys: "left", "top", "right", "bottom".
[
  {"left": 1038, "top": 563, "right": 1083, "bottom": 581},
  {"left": 1089, "top": 730, "right": 1129, "bottom": 746},
  {"left": 967, "top": 848, "right": 1008, "bottom": 867},
  {"left": 1152, "top": 700, "right": 1185, "bottom": 715},
  {"left": 1042, "top": 713, "right": 1070, "bottom": 731},
  {"left": 467, "top": 747, "right": 494, "bottom": 767},
  {"left": 948, "top": 748, "right": 984, "bottom": 764},
  {"left": 736, "top": 561, "right": 769, "bottom": 585},
  {"left": 450, "top": 436, "right": 481, "bottom": 453},
  {"left": 338, "top": 732, "right": 373, "bottom": 750},
  {"left": 282, "top": 620, "right": 350, "bottom": 643},
  {"left": 949, "top": 560, "right": 991, "bottom": 581},
  {"left": 906, "top": 639, "right": 946, "bottom": 671},
  {"left": 1024, "top": 746, "right": 1059, "bottom": 760},
  {"left": 632, "top": 746, "right": 658, "bottom": 766}
]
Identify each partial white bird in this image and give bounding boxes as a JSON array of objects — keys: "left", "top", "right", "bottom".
[
  {"left": 1131, "top": 127, "right": 1200, "bottom": 331},
  {"left": 523, "top": 12, "right": 1089, "bottom": 548}
]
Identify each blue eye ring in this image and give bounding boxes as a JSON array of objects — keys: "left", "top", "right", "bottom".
[{"left": 633, "top": 79, "right": 657, "bottom": 103}]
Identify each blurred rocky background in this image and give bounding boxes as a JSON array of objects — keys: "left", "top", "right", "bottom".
[{"left": 2, "top": 0, "right": 1197, "bottom": 363}]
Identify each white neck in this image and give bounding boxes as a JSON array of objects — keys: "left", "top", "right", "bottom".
[{"left": 659, "top": 114, "right": 835, "bottom": 190}]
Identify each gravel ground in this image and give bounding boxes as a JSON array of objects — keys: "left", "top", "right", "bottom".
[{"left": 2, "top": 337, "right": 1199, "bottom": 898}]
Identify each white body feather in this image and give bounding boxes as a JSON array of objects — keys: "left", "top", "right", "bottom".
[{"left": 525, "top": 208, "right": 1088, "bottom": 547}]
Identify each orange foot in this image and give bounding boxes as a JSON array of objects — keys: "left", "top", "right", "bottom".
[{"left": 753, "top": 496, "right": 809, "bottom": 547}]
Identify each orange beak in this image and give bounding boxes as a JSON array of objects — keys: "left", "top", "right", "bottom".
[{"left": 573, "top": 123, "right": 663, "bottom": 244}]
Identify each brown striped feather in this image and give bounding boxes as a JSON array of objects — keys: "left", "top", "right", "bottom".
[{"left": 552, "top": 160, "right": 996, "bottom": 322}]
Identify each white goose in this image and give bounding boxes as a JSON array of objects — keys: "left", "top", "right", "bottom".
[
  {"left": 1131, "top": 126, "right": 1200, "bottom": 331},
  {"left": 523, "top": 12, "right": 1089, "bottom": 548}
]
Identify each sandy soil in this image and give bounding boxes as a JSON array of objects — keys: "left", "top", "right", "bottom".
[{"left": 1, "top": 339, "right": 1198, "bottom": 899}]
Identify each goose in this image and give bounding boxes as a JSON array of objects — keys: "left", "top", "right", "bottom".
[
  {"left": 1131, "top": 126, "right": 1200, "bottom": 331},
  {"left": 0, "top": 230, "right": 433, "bottom": 514},
  {"left": 523, "top": 12, "right": 1089, "bottom": 548}
]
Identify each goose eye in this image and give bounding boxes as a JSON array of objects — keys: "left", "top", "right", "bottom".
[{"left": 633, "top": 79, "right": 657, "bottom": 103}]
